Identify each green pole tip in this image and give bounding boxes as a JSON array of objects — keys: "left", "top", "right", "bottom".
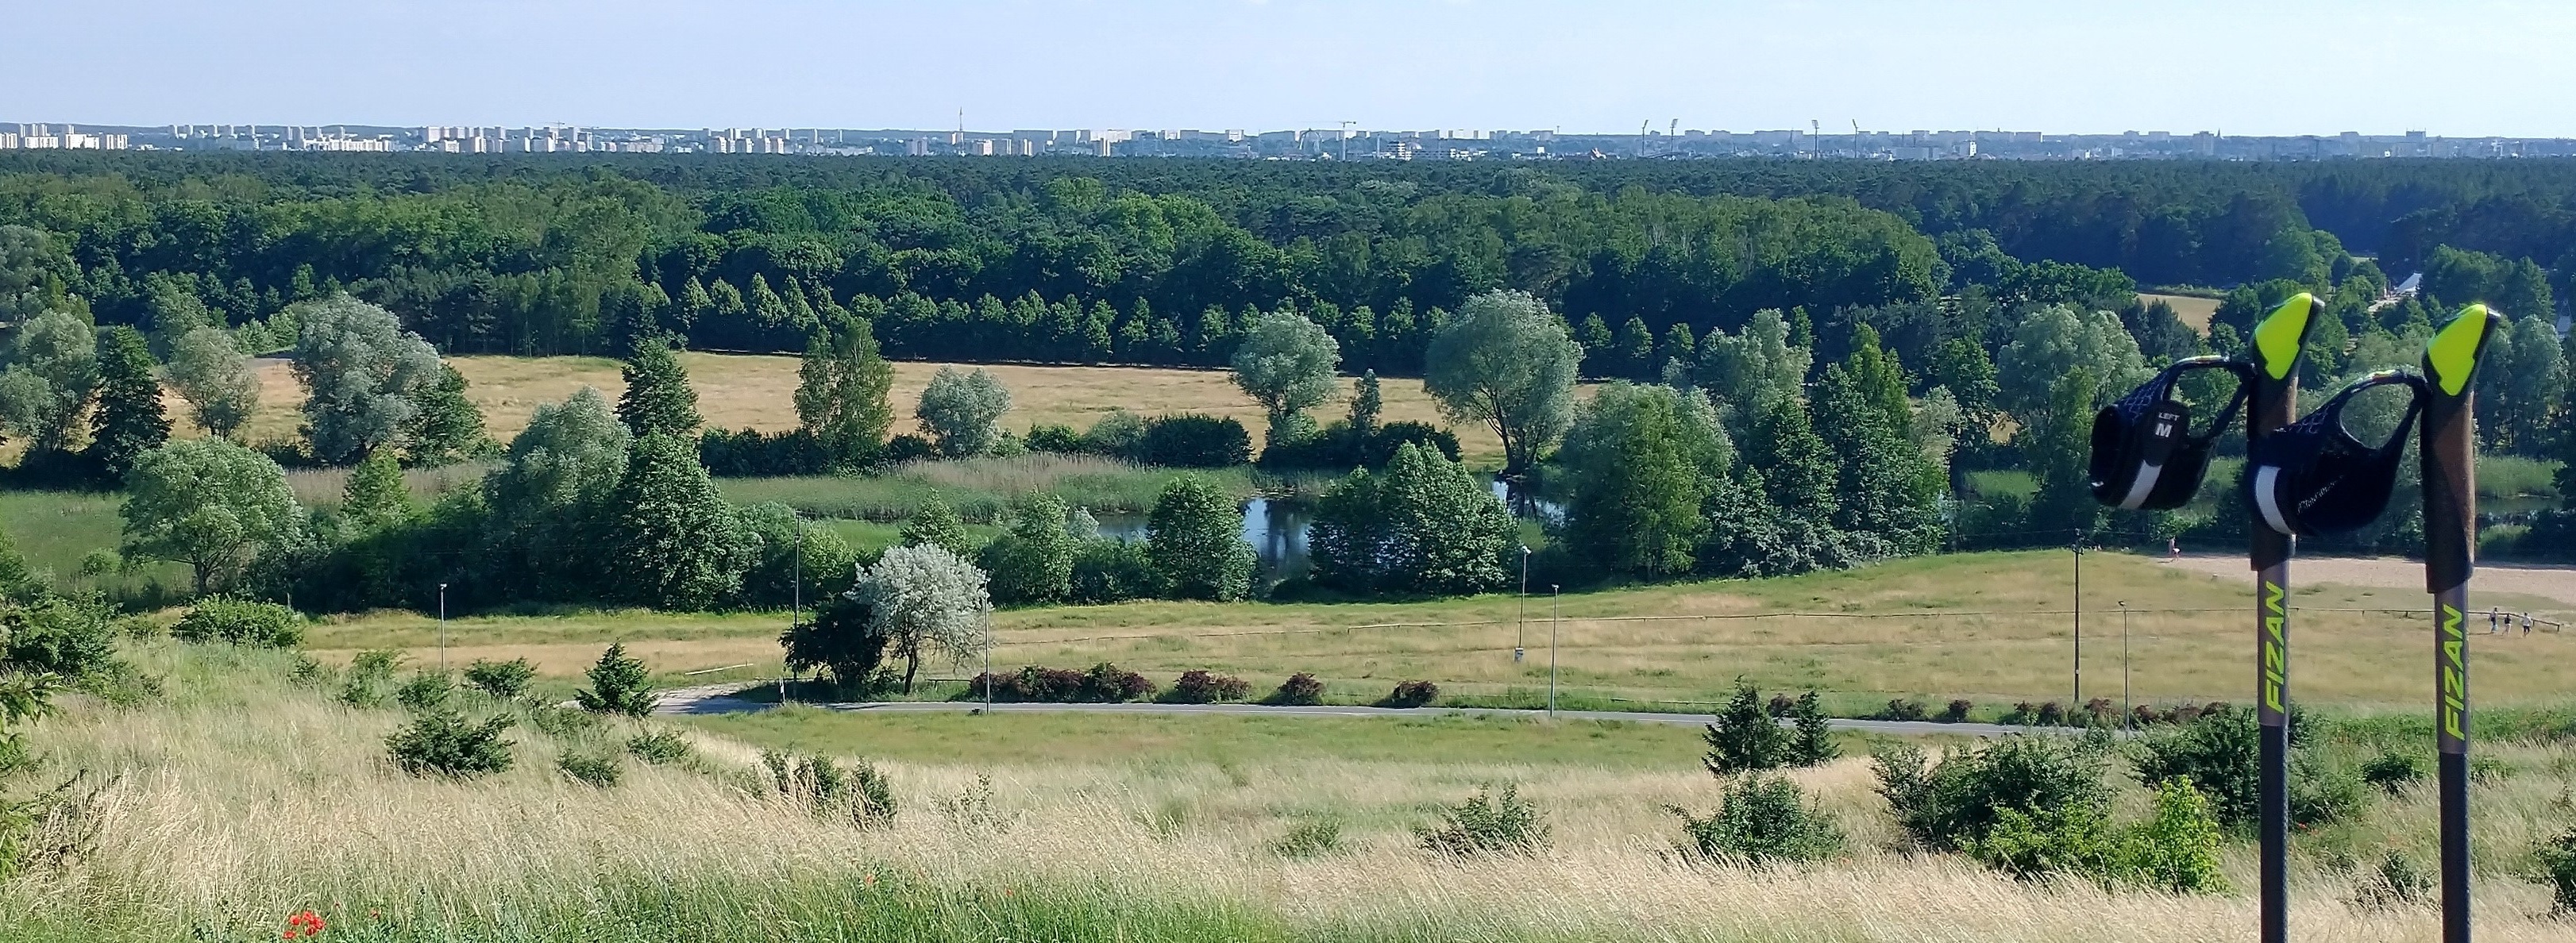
[
  {"left": 2250, "top": 292, "right": 2316, "bottom": 380},
  {"left": 2423, "top": 304, "right": 2501, "bottom": 396}
]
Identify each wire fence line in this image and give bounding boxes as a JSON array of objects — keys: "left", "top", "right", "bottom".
[{"left": 994, "top": 606, "right": 2566, "bottom": 648}]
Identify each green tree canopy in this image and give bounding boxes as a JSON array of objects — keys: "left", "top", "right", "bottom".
[
  {"left": 1231, "top": 310, "right": 1341, "bottom": 447},
  {"left": 399, "top": 363, "right": 486, "bottom": 467},
  {"left": 794, "top": 319, "right": 896, "bottom": 466},
  {"left": 119, "top": 437, "right": 303, "bottom": 595},
  {"left": 1556, "top": 382, "right": 1728, "bottom": 576},
  {"left": 291, "top": 295, "right": 442, "bottom": 464},
  {"left": 915, "top": 366, "right": 1011, "bottom": 458},
  {"left": 1145, "top": 476, "right": 1255, "bottom": 601},
  {"left": 87, "top": 325, "right": 169, "bottom": 479},
  {"left": 617, "top": 337, "right": 701, "bottom": 438},
  {"left": 1422, "top": 291, "right": 1582, "bottom": 475},
  {"left": 607, "top": 433, "right": 752, "bottom": 610},
  {"left": 1308, "top": 442, "right": 1515, "bottom": 595},
  {"left": 854, "top": 543, "right": 993, "bottom": 694},
  {"left": 0, "top": 309, "right": 101, "bottom": 454},
  {"left": 164, "top": 325, "right": 260, "bottom": 439}
]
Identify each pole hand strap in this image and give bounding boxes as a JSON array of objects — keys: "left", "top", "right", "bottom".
[
  {"left": 2247, "top": 369, "right": 2428, "bottom": 537},
  {"left": 2088, "top": 355, "right": 2250, "bottom": 510}
]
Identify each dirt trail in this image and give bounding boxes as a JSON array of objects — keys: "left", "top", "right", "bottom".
[{"left": 2168, "top": 553, "right": 2576, "bottom": 608}]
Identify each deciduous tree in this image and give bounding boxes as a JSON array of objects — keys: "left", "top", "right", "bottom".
[
  {"left": 119, "top": 438, "right": 303, "bottom": 595},
  {"left": 1423, "top": 291, "right": 1581, "bottom": 475}
]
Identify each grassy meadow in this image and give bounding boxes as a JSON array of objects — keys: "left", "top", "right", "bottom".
[
  {"left": 6, "top": 641, "right": 2574, "bottom": 942},
  {"left": 286, "top": 551, "right": 2576, "bottom": 716}
]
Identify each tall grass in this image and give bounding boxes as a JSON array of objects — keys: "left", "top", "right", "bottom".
[
  {"left": 283, "top": 460, "right": 496, "bottom": 509},
  {"left": 9, "top": 641, "right": 2574, "bottom": 942}
]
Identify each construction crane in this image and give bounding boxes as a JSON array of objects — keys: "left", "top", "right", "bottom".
[
  {"left": 1669, "top": 118, "right": 1679, "bottom": 137},
  {"left": 1640, "top": 119, "right": 1650, "bottom": 137}
]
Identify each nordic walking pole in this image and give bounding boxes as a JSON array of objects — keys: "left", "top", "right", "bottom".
[
  {"left": 2420, "top": 304, "right": 2502, "bottom": 943},
  {"left": 2244, "top": 293, "right": 2317, "bottom": 943}
]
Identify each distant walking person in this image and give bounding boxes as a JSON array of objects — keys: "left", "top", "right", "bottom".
[
  {"left": 2488, "top": 606, "right": 2502, "bottom": 634},
  {"left": 2167, "top": 537, "right": 2181, "bottom": 563},
  {"left": 2522, "top": 612, "right": 2534, "bottom": 637}
]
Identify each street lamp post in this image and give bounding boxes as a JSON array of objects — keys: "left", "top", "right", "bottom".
[
  {"left": 1548, "top": 584, "right": 1560, "bottom": 717},
  {"left": 437, "top": 582, "right": 448, "bottom": 672},
  {"left": 2073, "top": 531, "right": 2083, "bottom": 707},
  {"left": 2119, "top": 600, "right": 2133, "bottom": 731},
  {"left": 1515, "top": 545, "right": 1530, "bottom": 663}
]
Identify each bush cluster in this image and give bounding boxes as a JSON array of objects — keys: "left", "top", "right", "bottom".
[
  {"left": 1379, "top": 679, "right": 1439, "bottom": 708},
  {"left": 168, "top": 597, "right": 303, "bottom": 648},
  {"left": 1668, "top": 773, "right": 1845, "bottom": 866},
  {"left": 964, "top": 663, "right": 1157, "bottom": 703},
  {"left": 2537, "top": 826, "right": 2576, "bottom": 914},
  {"left": 557, "top": 750, "right": 623, "bottom": 787},
  {"left": 1023, "top": 411, "right": 1251, "bottom": 468},
  {"left": 1267, "top": 672, "right": 1326, "bottom": 706},
  {"left": 462, "top": 657, "right": 536, "bottom": 699},
  {"left": 1163, "top": 670, "right": 1251, "bottom": 704},
  {"left": 385, "top": 709, "right": 515, "bottom": 779},
  {"left": 1416, "top": 784, "right": 1548, "bottom": 856}
]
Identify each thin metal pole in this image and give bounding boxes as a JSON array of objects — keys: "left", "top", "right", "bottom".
[
  {"left": 2421, "top": 305, "right": 2499, "bottom": 943},
  {"left": 437, "top": 583, "right": 447, "bottom": 672},
  {"left": 2073, "top": 532, "right": 2081, "bottom": 707},
  {"left": 1548, "top": 584, "right": 1560, "bottom": 717},
  {"left": 2120, "top": 601, "right": 2132, "bottom": 731},
  {"left": 1516, "top": 545, "right": 1529, "bottom": 663}
]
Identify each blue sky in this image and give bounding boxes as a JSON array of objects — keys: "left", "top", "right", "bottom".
[{"left": 8, "top": 0, "right": 2574, "bottom": 135}]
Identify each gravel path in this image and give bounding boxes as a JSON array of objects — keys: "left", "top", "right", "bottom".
[
  {"left": 650, "top": 684, "right": 2078, "bottom": 737},
  {"left": 2166, "top": 554, "right": 2576, "bottom": 608}
]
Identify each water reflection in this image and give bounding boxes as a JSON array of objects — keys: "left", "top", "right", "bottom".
[{"left": 1092, "top": 477, "right": 1562, "bottom": 580}]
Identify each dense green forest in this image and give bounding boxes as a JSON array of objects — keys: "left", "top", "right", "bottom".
[{"left": 2, "top": 153, "right": 2571, "bottom": 370}]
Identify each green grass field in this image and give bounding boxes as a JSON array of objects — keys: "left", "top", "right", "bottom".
[{"left": 718, "top": 454, "right": 1272, "bottom": 522}]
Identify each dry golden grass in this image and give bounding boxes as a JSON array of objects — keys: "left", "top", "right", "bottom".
[
  {"left": 295, "top": 552, "right": 2576, "bottom": 713},
  {"left": 2142, "top": 293, "right": 2223, "bottom": 334},
  {"left": 13, "top": 641, "right": 2574, "bottom": 942}
]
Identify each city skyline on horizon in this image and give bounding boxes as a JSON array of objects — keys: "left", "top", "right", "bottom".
[{"left": 8, "top": 1, "right": 2576, "bottom": 137}]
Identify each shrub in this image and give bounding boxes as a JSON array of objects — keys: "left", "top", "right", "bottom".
[
  {"left": 2133, "top": 704, "right": 2259, "bottom": 829},
  {"left": 1703, "top": 680, "right": 1791, "bottom": 775},
  {"left": 1765, "top": 693, "right": 1796, "bottom": 718},
  {"left": 1164, "top": 670, "right": 1251, "bottom": 704},
  {"left": 338, "top": 649, "right": 403, "bottom": 707},
  {"left": 114, "top": 614, "right": 164, "bottom": 640},
  {"left": 760, "top": 751, "right": 897, "bottom": 827},
  {"left": 1380, "top": 679, "right": 1439, "bottom": 708},
  {"left": 2360, "top": 751, "right": 2424, "bottom": 795},
  {"left": 1133, "top": 414, "right": 1252, "bottom": 468},
  {"left": 169, "top": 596, "right": 304, "bottom": 648},
  {"left": 1024, "top": 422, "right": 1085, "bottom": 454},
  {"left": 2289, "top": 752, "right": 2369, "bottom": 827},
  {"left": 2003, "top": 702, "right": 2038, "bottom": 726},
  {"left": 1069, "top": 538, "right": 1159, "bottom": 603},
  {"left": 697, "top": 426, "right": 836, "bottom": 476},
  {"left": 2350, "top": 850, "right": 2432, "bottom": 910},
  {"left": 627, "top": 729, "right": 695, "bottom": 766},
  {"left": 963, "top": 664, "right": 1155, "bottom": 702},
  {"left": 1416, "top": 784, "right": 1548, "bottom": 856},
  {"left": 0, "top": 597, "right": 117, "bottom": 677},
  {"left": 1273, "top": 818, "right": 1344, "bottom": 859},
  {"left": 2133, "top": 704, "right": 2163, "bottom": 727},
  {"left": 575, "top": 643, "right": 656, "bottom": 716},
  {"left": 2035, "top": 702, "right": 2065, "bottom": 726},
  {"left": 384, "top": 708, "right": 515, "bottom": 779},
  {"left": 1875, "top": 736, "right": 2108, "bottom": 851},
  {"left": 1268, "top": 672, "right": 1325, "bottom": 706},
  {"left": 557, "top": 750, "right": 623, "bottom": 787},
  {"left": 1942, "top": 699, "right": 1974, "bottom": 723},
  {"left": 1881, "top": 699, "right": 1928, "bottom": 722},
  {"left": 394, "top": 671, "right": 454, "bottom": 712},
  {"left": 463, "top": 658, "right": 537, "bottom": 699},
  {"left": 1668, "top": 774, "right": 1845, "bottom": 866},
  {"left": 523, "top": 704, "right": 603, "bottom": 739},
  {"left": 1964, "top": 777, "right": 2226, "bottom": 893},
  {"left": 2081, "top": 698, "right": 2119, "bottom": 727},
  {"left": 2536, "top": 826, "right": 2576, "bottom": 914},
  {"left": 1082, "top": 662, "right": 1156, "bottom": 702}
]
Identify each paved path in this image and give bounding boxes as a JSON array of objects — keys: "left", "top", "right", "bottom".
[
  {"left": 2168, "top": 553, "right": 2576, "bottom": 609},
  {"left": 652, "top": 683, "right": 2073, "bottom": 737}
]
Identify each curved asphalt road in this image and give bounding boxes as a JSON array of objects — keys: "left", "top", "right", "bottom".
[{"left": 654, "top": 683, "right": 2078, "bottom": 737}]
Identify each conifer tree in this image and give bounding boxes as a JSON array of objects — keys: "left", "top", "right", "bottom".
[
  {"left": 399, "top": 363, "right": 486, "bottom": 467},
  {"left": 617, "top": 337, "right": 702, "bottom": 438},
  {"left": 609, "top": 433, "right": 752, "bottom": 610},
  {"left": 575, "top": 642, "right": 657, "bottom": 716},
  {"left": 340, "top": 449, "right": 415, "bottom": 529},
  {"left": 87, "top": 325, "right": 169, "bottom": 479},
  {"left": 1349, "top": 370, "right": 1383, "bottom": 435}
]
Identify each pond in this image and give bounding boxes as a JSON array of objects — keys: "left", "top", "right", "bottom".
[{"left": 1092, "top": 480, "right": 1563, "bottom": 579}]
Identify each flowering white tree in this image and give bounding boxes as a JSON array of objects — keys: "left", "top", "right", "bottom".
[{"left": 857, "top": 544, "right": 993, "bottom": 693}]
